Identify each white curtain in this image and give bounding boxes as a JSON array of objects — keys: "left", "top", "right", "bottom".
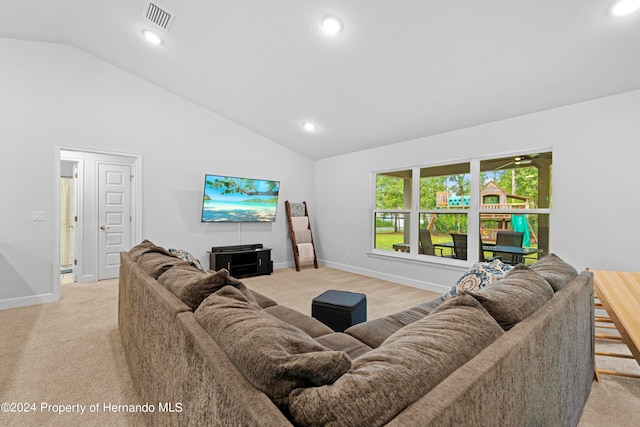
[{"left": 60, "top": 178, "right": 74, "bottom": 268}]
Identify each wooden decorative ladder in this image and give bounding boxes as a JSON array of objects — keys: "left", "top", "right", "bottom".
[{"left": 285, "top": 201, "right": 318, "bottom": 271}]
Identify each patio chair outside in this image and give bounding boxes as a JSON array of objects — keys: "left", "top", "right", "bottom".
[
  {"left": 494, "top": 231, "right": 524, "bottom": 265},
  {"left": 450, "top": 233, "right": 467, "bottom": 260},
  {"left": 419, "top": 229, "right": 446, "bottom": 256},
  {"left": 418, "top": 229, "right": 435, "bottom": 255}
]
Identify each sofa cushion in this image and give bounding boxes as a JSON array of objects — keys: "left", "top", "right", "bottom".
[
  {"left": 410, "top": 295, "right": 445, "bottom": 315},
  {"left": 530, "top": 253, "right": 578, "bottom": 292},
  {"left": 443, "top": 258, "right": 512, "bottom": 300},
  {"left": 195, "top": 286, "right": 351, "bottom": 405},
  {"left": 128, "top": 239, "right": 173, "bottom": 261},
  {"left": 314, "top": 333, "right": 373, "bottom": 359},
  {"left": 344, "top": 308, "right": 426, "bottom": 348},
  {"left": 288, "top": 294, "right": 504, "bottom": 427},
  {"left": 264, "top": 305, "right": 333, "bottom": 338},
  {"left": 248, "top": 289, "right": 278, "bottom": 309},
  {"left": 158, "top": 264, "right": 256, "bottom": 310},
  {"left": 136, "top": 252, "right": 185, "bottom": 279},
  {"left": 469, "top": 264, "right": 554, "bottom": 330}
]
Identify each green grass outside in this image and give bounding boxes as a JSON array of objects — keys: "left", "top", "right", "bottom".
[
  {"left": 375, "top": 232, "right": 539, "bottom": 263},
  {"left": 375, "top": 232, "right": 455, "bottom": 256}
]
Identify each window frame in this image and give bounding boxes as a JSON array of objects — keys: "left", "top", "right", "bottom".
[{"left": 370, "top": 150, "right": 552, "bottom": 268}]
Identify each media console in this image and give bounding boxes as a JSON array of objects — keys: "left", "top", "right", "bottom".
[{"left": 208, "top": 244, "right": 273, "bottom": 278}]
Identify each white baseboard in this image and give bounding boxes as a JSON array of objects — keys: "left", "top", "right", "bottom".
[
  {"left": 273, "top": 261, "right": 294, "bottom": 270},
  {"left": 0, "top": 293, "right": 59, "bottom": 311},
  {"left": 318, "top": 259, "right": 449, "bottom": 294}
]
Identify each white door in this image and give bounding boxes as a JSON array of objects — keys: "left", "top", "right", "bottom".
[{"left": 98, "top": 163, "right": 131, "bottom": 280}]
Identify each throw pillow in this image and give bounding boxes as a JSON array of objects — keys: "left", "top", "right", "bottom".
[
  {"left": 128, "top": 239, "right": 153, "bottom": 261},
  {"left": 128, "top": 239, "right": 170, "bottom": 261},
  {"left": 158, "top": 264, "right": 256, "bottom": 310},
  {"left": 288, "top": 294, "right": 504, "bottom": 427},
  {"left": 168, "top": 247, "right": 205, "bottom": 271},
  {"left": 195, "top": 286, "right": 351, "bottom": 405},
  {"left": 469, "top": 264, "right": 554, "bottom": 330},
  {"left": 443, "top": 258, "right": 512, "bottom": 300},
  {"left": 136, "top": 252, "right": 185, "bottom": 279},
  {"left": 530, "top": 253, "right": 578, "bottom": 292}
]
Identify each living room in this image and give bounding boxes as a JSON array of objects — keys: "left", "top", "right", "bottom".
[
  {"left": 1, "top": 1, "right": 639, "bottom": 425},
  {"left": 2, "top": 0, "right": 640, "bottom": 310}
]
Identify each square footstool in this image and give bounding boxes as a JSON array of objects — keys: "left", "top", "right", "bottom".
[{"left": 312, "top": 290, "right": 367, "bottom": 332}]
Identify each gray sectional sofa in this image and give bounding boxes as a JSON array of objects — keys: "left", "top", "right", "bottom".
[{"left": 118, "top": 241, "right": 594, "bottom": 426}]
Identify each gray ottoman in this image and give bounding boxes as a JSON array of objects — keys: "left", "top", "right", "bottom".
[{"left": 312, "top": 290, "right": 367, "bottom": 332}]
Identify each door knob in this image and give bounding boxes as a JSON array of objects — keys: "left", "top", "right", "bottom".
[{"left": 100, "top": 225, "right": 110, "bottom": 230}]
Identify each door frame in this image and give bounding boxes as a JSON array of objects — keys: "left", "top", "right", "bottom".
[{"left": 53, "top": 146, "right": 143, "bottom": 294}]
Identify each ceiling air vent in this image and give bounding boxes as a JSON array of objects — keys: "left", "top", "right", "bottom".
[{"left": 143, "top": 1, "right": 174, "bottom": 31}]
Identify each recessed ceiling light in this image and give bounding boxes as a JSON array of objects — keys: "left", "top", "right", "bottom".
[
  {"left": 321, "top": 16, "right": 342, "bottom": 34},
  {"left": 611, "top": 0, "right": 640, "bottom": 16},
  {"left": 303, "top": 122, "right": 317, "bottom": 132},
  {"left": 142, "top": 29, "right": 162, "bottom": 45}
]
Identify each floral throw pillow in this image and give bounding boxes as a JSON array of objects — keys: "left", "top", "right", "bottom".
[
  {"left": 443, "top": 259, "right": 512, "bottom": 300},
  {"left": 169, "top": 248, "right": 205, "bottom": 271}
]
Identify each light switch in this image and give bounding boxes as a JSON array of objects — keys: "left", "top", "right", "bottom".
[{"left": 32, "top": 211, "right": 47, "bottom": 221}]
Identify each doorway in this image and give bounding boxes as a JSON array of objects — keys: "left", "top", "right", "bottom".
[{"left": 56, "top": 148, "right": 142, "bottom": 287}]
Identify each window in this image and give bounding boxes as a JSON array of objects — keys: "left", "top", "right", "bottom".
[
  {"left": 373, "top": 151, "right": 552, "bottom": 265},
  {"left": 374, "top": 170, "right": 411, "bottom": 252},
  {"left": 418, "top": 162, "right": 470, "bottom": 258}
]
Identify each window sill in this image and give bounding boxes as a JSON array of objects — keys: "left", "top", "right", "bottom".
[{"left": 367, "top": 249, "right": 471, "bottom": 271}]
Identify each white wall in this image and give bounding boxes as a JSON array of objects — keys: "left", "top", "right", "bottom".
[
  {"left": 0, "top": 38, "right": 314, "bottom": 309},
  {"left": 315, "top": 90, "right": 640, "bottom": 293},
  {"left": 3, "top": 37, "right": 638, "bottom": 310}
]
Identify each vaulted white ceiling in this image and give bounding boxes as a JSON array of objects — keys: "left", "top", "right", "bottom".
[{"left": 2, "top": 0, "right": 640, "bottom": 159}]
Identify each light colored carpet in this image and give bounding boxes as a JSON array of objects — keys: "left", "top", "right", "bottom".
[
  {"left": 0, "top": 266, "right": 638, "bottom": 426},
  {"left": 0, "top": 278, "right": 145, "bottom": 426},
  {"left": 577, "top": 311, "right": 640, "bottom": 427}
]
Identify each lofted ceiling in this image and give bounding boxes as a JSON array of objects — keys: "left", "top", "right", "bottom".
[{"left": 1, "top": 0, "right": 640, "bottom": 160}]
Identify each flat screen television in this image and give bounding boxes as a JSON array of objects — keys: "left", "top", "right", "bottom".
[{"left": 201, "top": 174, "right": 280, "bottom": 222}]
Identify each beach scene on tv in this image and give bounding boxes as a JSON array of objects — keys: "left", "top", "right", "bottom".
[{"left": 202, "top": 175, "right": 280, "bottom": 222}]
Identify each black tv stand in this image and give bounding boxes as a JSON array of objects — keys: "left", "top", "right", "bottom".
[{"left": 209, "top": 244, "right": 272, "bottom": 278}]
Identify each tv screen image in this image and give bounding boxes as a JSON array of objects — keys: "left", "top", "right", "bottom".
[{"left": 201, "top": 174, "right": 280, "bottom": 222}]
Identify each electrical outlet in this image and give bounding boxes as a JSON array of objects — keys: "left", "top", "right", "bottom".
[{"left": 32, "top": 211, "right": 47, "bottom": 221}]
